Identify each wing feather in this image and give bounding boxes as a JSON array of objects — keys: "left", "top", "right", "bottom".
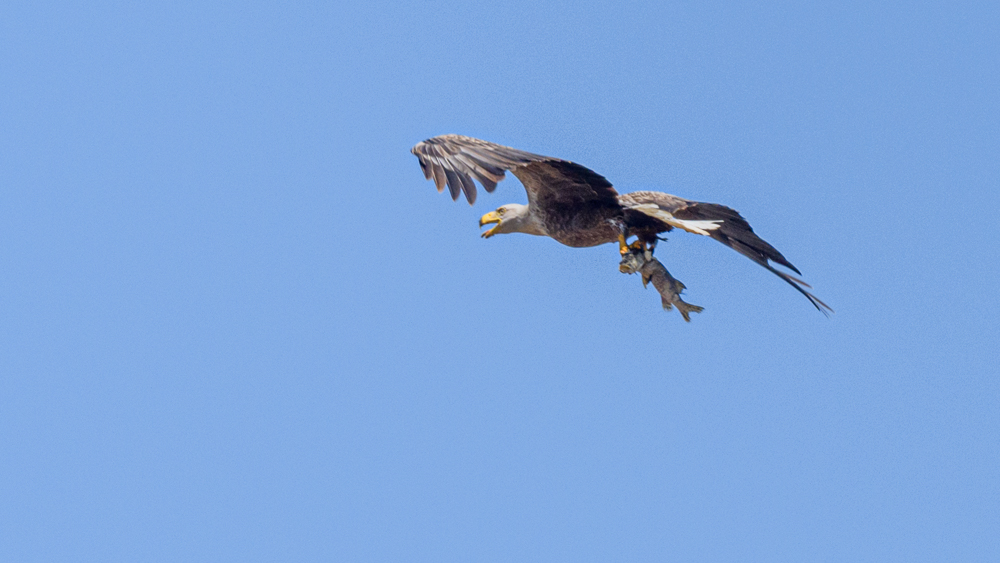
[
  {"left": 621, "top": 190, "right": 832, "bottom": 314},
  {"left": 411, "top": 134, "right": 618, "bottom": 206},
  {"left": 443, "top": 168, "right": 463, "bottom": 201},
  {"left": 426, "top": 158, "right": 447, "bottom": 192}
]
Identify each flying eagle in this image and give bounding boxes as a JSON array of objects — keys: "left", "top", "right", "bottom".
[{"left": 411, "top": 134, "right": 831, "bottom": 314}]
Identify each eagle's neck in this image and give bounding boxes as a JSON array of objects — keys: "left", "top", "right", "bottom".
[{"left": 505, "top": 204, "right": 548, "bottom": 237}]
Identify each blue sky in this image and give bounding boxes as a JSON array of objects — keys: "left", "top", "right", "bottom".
[{"left": 2, "top": 0, "right": 998, "bottom": 561}]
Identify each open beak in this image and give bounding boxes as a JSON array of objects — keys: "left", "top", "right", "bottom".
[{"left": 479, "top": 211, "right": 501, "bottom": 238}]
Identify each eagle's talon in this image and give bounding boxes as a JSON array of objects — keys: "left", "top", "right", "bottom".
[{"left": 617, "top": 234, "right": 630, "bottom": 256}]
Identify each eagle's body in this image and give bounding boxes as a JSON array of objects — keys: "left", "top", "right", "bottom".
[{"left": 411, "top": 134, "right": 830, "bottom": 314}]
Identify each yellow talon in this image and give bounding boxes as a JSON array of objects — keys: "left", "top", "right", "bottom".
[{"left": 619, "top": 235, "right": 648, "bottom": 255}]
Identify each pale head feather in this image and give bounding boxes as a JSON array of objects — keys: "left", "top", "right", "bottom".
[{"left": 482, "top": 204, "right": 548, "bottom": 238}]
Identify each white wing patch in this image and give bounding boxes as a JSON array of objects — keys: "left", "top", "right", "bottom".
[{"left": 631, "top": 204, "right": 723, "bottom": 236}]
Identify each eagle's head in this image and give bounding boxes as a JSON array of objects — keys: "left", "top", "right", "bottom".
[{"left": 479, "top": 204, "right": 546, "bottom": 238}]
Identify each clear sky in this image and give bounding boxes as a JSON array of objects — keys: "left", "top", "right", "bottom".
[{"left": 2, "top": 0, "right": 998, "bottom": 561}]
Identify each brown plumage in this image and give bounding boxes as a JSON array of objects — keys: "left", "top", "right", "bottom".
[{"left": 411, "top": 134, "right": 831, "bottom": 315}]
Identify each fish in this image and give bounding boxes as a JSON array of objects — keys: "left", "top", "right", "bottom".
[{"left": 619, "top": 249, "right": 704, "bottom": 322}]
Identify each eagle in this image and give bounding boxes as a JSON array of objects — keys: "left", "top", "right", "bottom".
[{"left": 411, "top": 134, "right": 831, "bottom": 315}]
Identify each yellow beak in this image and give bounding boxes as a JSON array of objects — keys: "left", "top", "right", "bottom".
[{"left": 479, "top": 211, "right": 501, "bottom": 238}]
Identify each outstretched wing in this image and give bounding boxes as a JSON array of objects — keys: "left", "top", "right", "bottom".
[
  {"left": 411, "top": 135, "right": 619, "bottom": 207},
  {"left": 621, "top": 190, "right": 833, "bottom": 315}
]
